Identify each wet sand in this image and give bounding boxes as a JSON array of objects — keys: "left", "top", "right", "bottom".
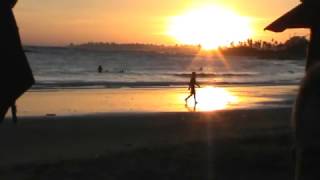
[
  {"left": 0, "top": 108, "right": 295, "bottom": 180},
  {"left": 12, "top": 85, "right": 297, "bottom": 117}
]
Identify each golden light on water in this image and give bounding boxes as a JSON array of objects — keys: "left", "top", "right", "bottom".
[
  {"left": 15, "top": 86, "right": 296, "bottom": 116},
  {"left": 185, "top": 87, "right": 238, "bottom": 111},
  {"left": 167, "top": 5, "right": 252, "bottom": 50}
]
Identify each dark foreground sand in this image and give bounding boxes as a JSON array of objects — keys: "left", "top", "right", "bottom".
[{"left": 0, "top": 108, "right": 294, "bottom": 179}]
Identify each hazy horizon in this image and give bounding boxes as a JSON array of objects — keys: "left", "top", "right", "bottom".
[{"left": 15, "top": 0, "right": 308, "bottom": 47}]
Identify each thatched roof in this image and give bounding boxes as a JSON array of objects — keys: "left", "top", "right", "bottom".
[
  {"left": 301, "top": 0, "right": 320, "bottom": 5},
  {"left": 265, "top": 3, "right": 319, "bottom": 32}
]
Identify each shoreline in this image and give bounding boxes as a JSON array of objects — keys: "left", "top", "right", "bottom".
[
  {"left": 8, "top": 85, "right": 298, "bottom": 117},
  {"left": 31, "top": 82, "right": 301, "bottom": 90}
]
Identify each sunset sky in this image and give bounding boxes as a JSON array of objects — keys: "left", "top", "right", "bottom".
[{"left": 15, "top": 0, "right": 308, "bottom": 46}]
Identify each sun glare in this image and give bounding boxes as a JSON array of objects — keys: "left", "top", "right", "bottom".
[
  {"left": 186, "top": 87, "right": 238, "bottom": 111},
  {"left": 167, "top": 6, "right": 252, "bottom": 50}
]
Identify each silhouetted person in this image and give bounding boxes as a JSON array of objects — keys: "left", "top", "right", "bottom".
[
  {"left": 265, "top": 1, "right": 320, "bottom": 179},
  {"left": 185, "top": 72, "right": 200, "bottom": 104},
  {"left": 98, "top": 65, "right": 103, "bottom": 73},
  {"left": 293, "top": 64, "right": 320, "bottom": 180},
  {"left": 0, "top": 0, "right": 35, "bottom": 123}
]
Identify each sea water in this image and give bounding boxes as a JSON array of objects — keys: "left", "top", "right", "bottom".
[{"left": 26, "top": 46, "right": 305, "bottom": 89}]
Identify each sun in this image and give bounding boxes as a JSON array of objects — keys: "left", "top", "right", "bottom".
[{"left": 167, "top": 5, "right": 252, "bottom": 50}]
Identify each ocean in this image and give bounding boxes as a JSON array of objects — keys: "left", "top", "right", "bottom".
[{"left": 26, "top": 46, "right": 305, "bottom": 89}]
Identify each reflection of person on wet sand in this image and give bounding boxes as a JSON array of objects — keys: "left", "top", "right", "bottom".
[
  {"left": 185, "top": 72, "right": 200, "bottom": 104},
  {"left": 185, "top": 103, "right": 197, "bottom": 112}
]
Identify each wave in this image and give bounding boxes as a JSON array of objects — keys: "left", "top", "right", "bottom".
[
  {"left": 31, "top": 80, "right": 298, "bottom": 90},
  {"left": 172, "top": 72, "right": 258, "bottom": 78}
]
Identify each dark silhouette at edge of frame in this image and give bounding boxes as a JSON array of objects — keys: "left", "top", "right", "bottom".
[
  {"left": 293, "top": 64, "right": 320, "bottom": 180},
  {"left": 265, "top": 0, "right": 320, "bottom": 179},
  {"left": 0, "top": 0, "right": 35, "bottom": 123},
  {"left": 185, "top": 72, "right": 200, "bottom": 105}
]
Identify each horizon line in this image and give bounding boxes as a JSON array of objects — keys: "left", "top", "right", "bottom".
[{"left": 24, "top": 35, "right": 309, "bottom": 48}]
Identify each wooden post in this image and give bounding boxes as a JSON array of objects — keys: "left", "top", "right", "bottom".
[{"left": 307, "top": 26, "right": 320, "bottom": 70}]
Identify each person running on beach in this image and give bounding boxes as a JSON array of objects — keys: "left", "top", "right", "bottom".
[{"left": 185, "top": 72, "right": 200, "bottom": 104}]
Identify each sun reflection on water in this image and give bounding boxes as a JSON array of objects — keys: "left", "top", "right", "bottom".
[{"left": 184, "top": 86, "right": 238, "bottom": 111}]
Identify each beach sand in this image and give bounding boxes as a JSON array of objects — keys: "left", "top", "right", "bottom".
[{"left": 0, "top": 108, "right": 295, "bottom": 180}]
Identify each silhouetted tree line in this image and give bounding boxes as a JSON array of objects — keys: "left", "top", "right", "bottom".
[
  {"left": 69, "top": 42, "right": 201, "bottom": 56},
  {"left": 221, "top": 36, "right": 308, "bottom": 60},
  {"left": 69, "top": 36, "right": 308, "bottom": 60}
]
